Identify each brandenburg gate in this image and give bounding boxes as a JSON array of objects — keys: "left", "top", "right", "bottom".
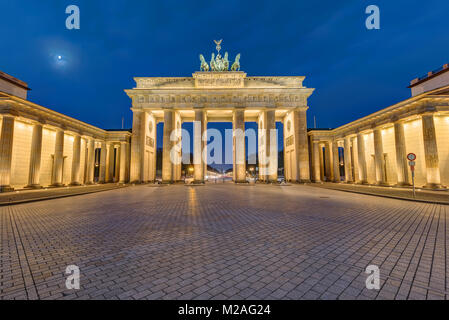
[{"left": 125, "top": 41, "right": 315, "bottom": 184}]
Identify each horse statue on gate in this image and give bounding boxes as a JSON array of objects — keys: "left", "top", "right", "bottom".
[
  {"left": 199, "top": 54, "right": 209, "bottom": 72},
  {"left": 210, "top": 53, "right": 217, "bottom": 71},
  {"left": 223, "top": 52, "right": 229, "bottom": 71},
  {"left": 231, "top": 53, "right": 241, "bottom": 71}
]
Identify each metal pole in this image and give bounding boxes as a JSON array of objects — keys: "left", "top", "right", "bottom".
[{"left": 412, "top": 171, "right": 415, "bottom": 198}]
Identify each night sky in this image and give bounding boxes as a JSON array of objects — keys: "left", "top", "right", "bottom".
[{"left": 2, "top": 0, "right": 449, "bottom": 163}]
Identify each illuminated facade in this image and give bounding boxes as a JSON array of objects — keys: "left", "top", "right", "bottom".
[
  {"left": 2, "top": 61, "right": 449, "bottom": 192},
  {"left": 309, "top": 64, "right": 449, "bottom": 189},
  {"left": 0, "top": 72, "right": 131, "bottom": 192}
]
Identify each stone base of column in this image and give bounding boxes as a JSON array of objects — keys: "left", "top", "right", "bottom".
[
  {"left": 376, "top": 182, "right": 390, "bottom": 187},
  {"left": 50, "top": 183, "right": 65, "bottom": 188},
  {"left": 161, "top": 180, "right": 174, "bottom": 184},
  {"left": 298, "top": 179, "right": 311, "bottom": 183},
  {"left": 357, "top": 180, "right": 369, "bottom": 185},
  {"left": 423, "top": 183, "right": 446, "bottom": 190},
  {"left": 69, "top": 182, "right": 82, "bottom": 186},
  {"left": 344, "top": 180, "right": 354, "bottom": 184},
  {"left": 396, "top": 182, "right": 412, "bottom": 187},
  {"left": 0, "top": 186, "right": 14, "bottom": 193},
  {"left": 24, "top": 184, "right": 43, "bottom": 189},
  {"left": 85, "top": 182, "right": 95, "bottom": 185}
]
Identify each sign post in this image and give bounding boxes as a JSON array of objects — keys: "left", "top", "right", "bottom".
[{"left": 407, "top": 153, "right": 417, "bottom": 198}]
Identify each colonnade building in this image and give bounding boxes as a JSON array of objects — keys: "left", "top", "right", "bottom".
[
  {"left": 309, "top": 64, "right": 449, "bottom": 189},
  {"left": 1, "top": 58, "right": 449, "bottom": 192},
  {"left": 0, "top": 71, "right": 131, "bottom": 192}
]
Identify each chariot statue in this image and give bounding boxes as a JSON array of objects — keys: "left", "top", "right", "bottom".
[{"left": 198, "top": 40, "right": 241, "bottom": 72}]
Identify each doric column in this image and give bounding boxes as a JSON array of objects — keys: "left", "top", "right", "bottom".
[
  {"left": 119, "top": 142, "right": 127, "bottom": 183},
  {"left": 162, "top": 109, "right": 174, "bottom": 183},
  {"left": 0, "top": 115, "right": 15, "bottom": 192},
  {"left": 99, "top": 141, "right": 107, "bottom": 183},
  {"left": 130, "top": 110, "right": 144, "bottom": 183},
  {"left": 324, "top": 142, "right": 332, "bottom": 181},
  {"left": 173, "top": 114, "right": 182, "bottom": 182},
  {"left": 26, "top": 122, "right": 43, "bottom": 188},
  {"left": 233, "top": 108, "right": 246, "bottom": 183},
  {"left": 86, "top": 138, "right": 95, "bottom": 184},
  {"left": 257, "top": 112, "right": 266, "bottom": 182},
  {"left": 259, "top": 110, "right": 277, "bottom": 182},
  {"left": 312, "top": 141, "right": 321, "bottom": 182},
  {"left": 51, "top": 129, "right": 65, "bottom": 186},
  {"left": 373, "top": 128, "right": 387, "bottom": 185},
  {"left": 266, "top": 110, "right": 278, "bottom": 182},
  {"left": 193, "top": 108, "right": 206, "bottom": 183},
  {"left": 107, "top": 143, "right": 115, "bottom": 182},
  {"left": 295, "top": 109, "right": 310, "bottom": 182},
  {"left": 70, "top": 134, "right": 81, "bottom": 186},
  {"left": 421, "top": 113, "right": 442, "bottom": 188},
  {"left": 343, "top": 136, "right": 353, "bottom": 183},
  {"left": 319, "top": 143, "right": 325, "bottom": 181},
  {"left": 114, "top": 144, "right": 121, "bottom": 183},
  {"left": 332, "top": 141, "right": 340, "bottom": 183},
  {"left": 356, "top": 132, "right": 368, "bottom": 184},
  {"left": 351, "top": 137, "right": 360, "bottom": 182},
  {"left": 394, "top": 120, "right": 410, "bottom": 186}
]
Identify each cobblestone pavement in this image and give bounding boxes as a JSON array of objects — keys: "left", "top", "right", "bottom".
[{"left": 0, "top": 184, "right": 448, "bottom": 300}]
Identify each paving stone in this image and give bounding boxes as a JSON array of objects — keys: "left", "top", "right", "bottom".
[{"left": 0, "top": 184, "right": 448, "bottom": 300}]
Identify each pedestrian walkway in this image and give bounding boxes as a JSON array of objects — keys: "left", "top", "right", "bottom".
[
  {"left": 0, "top": 184, "right": 128, "bottom": 206},
  {"left": 310, "top": 182, "right": 449, "bottom": 205}
]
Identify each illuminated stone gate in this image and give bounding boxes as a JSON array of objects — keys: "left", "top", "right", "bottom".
[{"left": 125, "top": 43, "right": 315, "bottom": 184}]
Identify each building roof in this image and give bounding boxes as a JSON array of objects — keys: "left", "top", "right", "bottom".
[
  {"left": 0, "top": 70, "right": 30, "bottom": 91},
  {"left": 408, "top": 63, "right": 449, "bottom": 88}
]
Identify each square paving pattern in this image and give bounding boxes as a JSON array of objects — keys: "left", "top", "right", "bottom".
[{"left": 1, "top": 184, "right": 448, "bottom": 300}]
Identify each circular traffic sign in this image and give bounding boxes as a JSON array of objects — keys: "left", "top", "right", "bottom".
[{"left": 407, "top": 153, "right": 416, "bottom": 161}]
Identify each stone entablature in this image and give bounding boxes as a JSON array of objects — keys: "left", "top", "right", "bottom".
[
  {"left": 127, "top": 74, "right": 313, "bottom": 111},
  {"left": 134, "top": 73, "right": 305, "bottom": 90},
  {"left": 309, "top": 86, "right": 449, "bottom": 141}
]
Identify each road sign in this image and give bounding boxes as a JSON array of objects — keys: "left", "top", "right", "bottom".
[
  {"left": 407, "top": 155, "right": 416, "bottom": 198},
  {"left": 407, "top": 153, "right": 416, "bottom": 161}
]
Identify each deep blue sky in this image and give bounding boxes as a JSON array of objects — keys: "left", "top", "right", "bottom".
[{"left": 2, "top": 0, "right": 449, "bottom": 131}]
